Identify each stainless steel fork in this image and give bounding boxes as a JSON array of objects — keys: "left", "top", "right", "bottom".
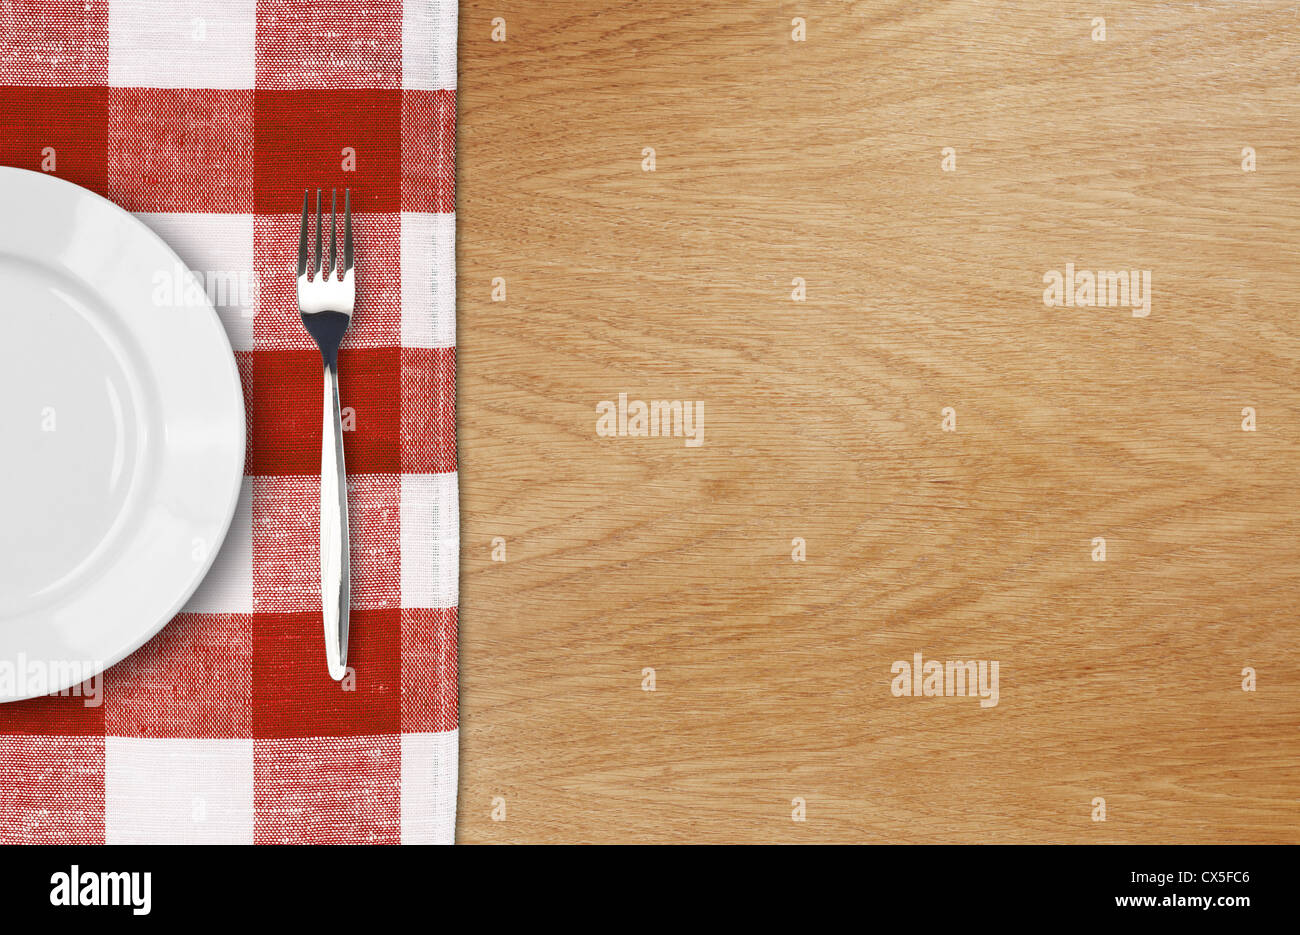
[{"left": 297, "top": 189, "right": 355, "bottom": 681}]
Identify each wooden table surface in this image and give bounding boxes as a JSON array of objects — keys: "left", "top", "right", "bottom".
[{"left": 455, "top": 0, "right": 1300, "bottom": 843}]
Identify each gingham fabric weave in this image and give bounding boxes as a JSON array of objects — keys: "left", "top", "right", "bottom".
[{"left": 0, "top": 0, "right": 458, "bottom": 844}]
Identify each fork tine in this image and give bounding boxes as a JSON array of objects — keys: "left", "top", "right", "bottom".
[
  {"left": 314, "top": 189, "right": 323, "bottom": 278},
  {"left": 343, "top": 189, "right": 353, "bottom": 274},
  {"left": 330, "top": 189, "right": 337, "bottom": 279},
  {"left": 297, "top": 190, "right": 309, "bottom": 277}
]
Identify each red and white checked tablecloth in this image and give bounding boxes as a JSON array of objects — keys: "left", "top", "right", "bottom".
[{"left": 0, "top": 0, "right": 458, "bottom": 844}]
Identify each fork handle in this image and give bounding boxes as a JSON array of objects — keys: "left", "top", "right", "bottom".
[{"left": 320, "top": 361, "right": 351, "bottom": 680}]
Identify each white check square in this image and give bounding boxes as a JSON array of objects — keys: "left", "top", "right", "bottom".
[
  {"left": 109, "top": 0, "right": 258, "bottom": 89},
  {"left": 105, "top": 737, "right": 253, "bottom": 844},
  {"left": 401, "top": 730, "right": 458, "bottom": 844},
  {"left": 134, "top": 212, "right": 256, "bottom": 352},
  {"left": 400, "top": 212, "right": 456, "bottom": 349},
  {"left": 403, "top": 0, "right": 458, "bottom": 90},
  {"left": 183, "top": 477, "right": 252, "bottom": 614},
  {"left": 400, "top": 473, "right": 459, "bottom": 608}
]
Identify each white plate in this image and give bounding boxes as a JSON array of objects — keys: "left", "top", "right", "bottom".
[{"left": 0, "top": 167, "right": 245, "bottom": 702}]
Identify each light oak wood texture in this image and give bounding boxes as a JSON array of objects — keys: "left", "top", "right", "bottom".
[{"left": 456, "top": 1, "right": 1300, "bottom": 843}]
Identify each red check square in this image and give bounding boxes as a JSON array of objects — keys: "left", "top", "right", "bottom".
[
  {"left": 253, "top": 212, "right": 401, "bottom": 353},
  {"left": 254, "top": 89, "right": 402, "bottom": 214},
  {"left": 253, "top": 734, "right": 399, "bottom": 844},
  {"left": 0, "top": 0, "right": 108, "bottom": 86},
  {"left": 251, "top": 475, "right": 401, "bottom": 614},
  {"left": 0, "top": 86, "right": 106, "bottom": 195},
  {"left": 251, "top": 348, "right": 401, "bottom": 476},
  {"left": 347, "top": 474, "right": 402, "bottom": 610},
  {"left": 0, "top": 735, "right": 105, "bottom": 844},
  {"left": 255, "top": 0, "right": 402, "bottom": 90},
  {"left": 401, "top": 608, "right": 458, "bottom": 733},
  {"left": 251, "top": 475, "right": 320, "bottom": 614},
  {"left": 252, "top": 609, "right": 401, "bottom": 738},
  {"left": 103, "top": 613, "right": 253, "bottom": 740},
  {"left": 108, "top": 88, "right": 254, "bottom": 213},
  {"left": 401, "top": 89, "right": 456, "bottom": 213},
  {"left": 0, "top": 683, "right": 105, "bottom": 737},
  {"left": 236, "top": 350, "right": 254, "bottom": 476},
  {"left": 401, "top": 346, "right": 457, "bottom": 474}
]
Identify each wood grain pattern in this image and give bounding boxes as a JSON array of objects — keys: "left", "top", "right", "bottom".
[{"left": 455, "top": 0, "right": 1300, "bottom": 843}]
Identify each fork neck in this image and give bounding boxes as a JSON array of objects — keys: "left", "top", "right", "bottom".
[{"left": 300, "top": 311, "right": 350, "bottom": 369}]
